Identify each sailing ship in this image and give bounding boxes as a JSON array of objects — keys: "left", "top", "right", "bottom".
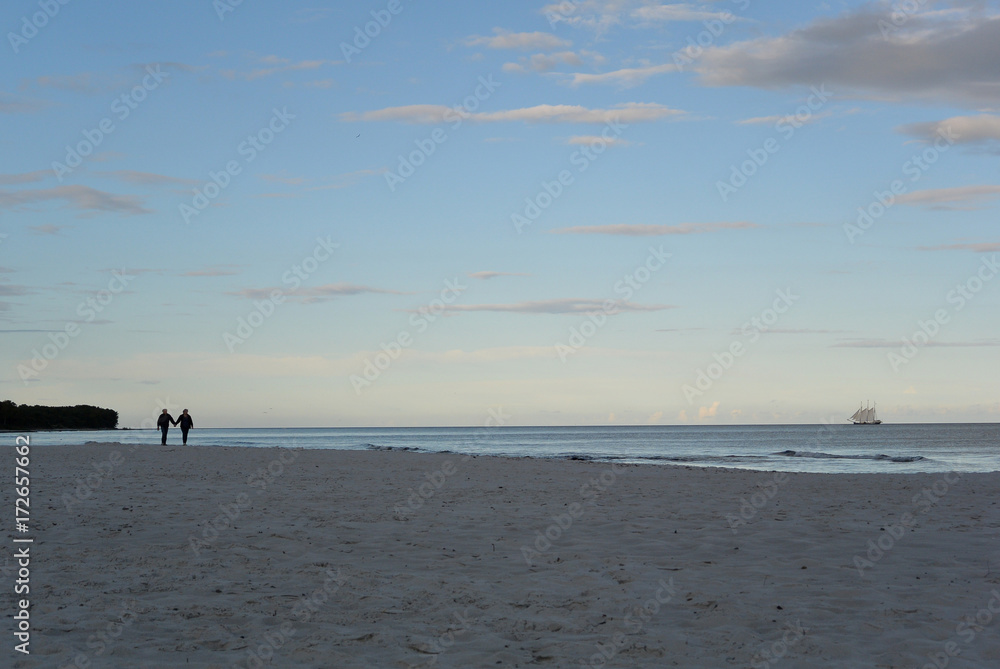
[{"left": 849, "top": 401, "right": 881, "bottom": 425}]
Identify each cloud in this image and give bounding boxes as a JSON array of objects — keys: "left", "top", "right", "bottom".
[
  {"left": 0, "top": 91, "right": 49, "bottom": 114},
  {"left": 565, "top": 135, "right": 634, "bottom": 147},
  {"left": 898, "top": 114, "right": 1000, "bottom": 147},
  {"left": 222, "top": 56, "right": 340, "bottom": 81},
  {"left": 632, "top": 4, "right": 737, "bottom": 23},
  {"left": 0, "top": 185, "right": 150, "bottom": 216},
  {"left": 436, "top": 298, "right": 674, "bottom": 314},
  {"left": 342, "top": 102, "right": 683, "bottom": 124},
  {"left": 737, "top": 111, "right": 831, "bottom": 126},
  {"left": 698, "top": 401, "right": 720, "bottom": 419},
  {"left": 231, "top": 283, "right": 404, "bottom": 303},
  {"left": 0, "top": 170, "right": 53, "bottom": 185},
  {"left": 897, "top": 185, "right": 1000, "bottom": 210},
  {"left": 31, "top": 72, "right": 116, "bottom": 94},
  {"left": 917, "top": 242, "right": 1000, "bottom": 253},
  {"left": 543, "top": 0, "right": 739, "bottom": 32},
  {"left": 834, "top": 338, "right": 1000, "bottom": 348},
  {"left": 565, "top": 63, "right": 678, "bottom": 87},
  {"left": 29, "top": 225, "right": 66, "bottom": 235},
  {"left": 0, "top": 284, "right": 34, "bottom": 297},
  {"left": 550, "top": 221, "right": 757, "bottom": 235},
  {"left": 729, "top": 327, "right": 847, "bottom": 335},
  {"left": 97, "top": 170, "right": 199, "bottom": 186},
  {"left": 183, "top": 265, "right": 241, "bottom": 277},
  {"left": 468, "top": 271, "right": 530, "bottom": 280},
  {"left": 694, "top": 8, "right": 1000, "bottom": 107},
  {"left": 465, "top": 29, "right": 571, "bottom": 51},
  {"left": 503, "top": 50, "right": 604, "bottom": 73},
  {"left": 647, "top": 410, "right": 663, "bottom": 424}
]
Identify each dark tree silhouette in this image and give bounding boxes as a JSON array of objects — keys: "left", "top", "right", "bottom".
[{"left": 0, "top": 400, "right": 118, "bottom": 430}]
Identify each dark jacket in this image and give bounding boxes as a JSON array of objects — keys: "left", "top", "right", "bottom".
[
  {"left": 178, "top": 414, "right": 193, "bottom": 430},
  {"left": 157, "top": 413, "right": 174, "bottom": 428}
]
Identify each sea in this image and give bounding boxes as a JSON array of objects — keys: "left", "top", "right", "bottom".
[{"left": 19, "top": 423, "right": 999, "bottom": 474}]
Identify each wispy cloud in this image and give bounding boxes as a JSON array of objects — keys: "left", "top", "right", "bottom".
[
  {"left": 898, "top": 114, "right": 1000, "bottom": 148},
  {"left": 834, "top": 338, "right": 1000, "bottom": 348},
  {"left": 0, "top": 91, "right": 49, "bottom": 114},
  {"left": 221, "top": 56, "right": 341, "bottom": 81},
  {"left": 183, "top": 265, "right": 242, "bottom": 277},
  {"left": 0, "top": 170, "right": 53, "bottom": 185},
  {"left": 435, "top": 298, "right": 674, "bottom": 314},
  {"left": 231, "top": 283, "right": 404, "bottom": 303},
  {"left": 917, "top": 242, "right": 1000, "bottom": 253},
  {"left": 565, "top": 135, "right": 634, "bottom": 147},
  {"left": 897, "top": 185, "right": 1000, "bottom": 211},
  {"left": 550, "top": 221, "right": 758, "bottom": 235},
  {"left": 564, "top": 63, "right": 677, "bottom": 87},
  {"left": 29, "top": 224, "right": 67, "bottom": 236},
  {"left": 503, "top": 50, "right": 604, "bottom": 74},
  {"left": 342, "top": 102, "right": 683, "bottom": 124},
  {"left": 737, "top": 111, "right": 831, "bottom": 126},
  {"left": 0, "top": 185, "right": 150, "bottom": 216},
  {"left": 632, "top": 4, "right": 737, "bottom": 23},
  {"left": 97, "top": 170, "right": 199, "bottom": 186},
  {"left": 465, "top": 29, "right": 571, "bottom": 51},
  {"left": 468, "top": 271, "right": 530, "bottom": 280}
]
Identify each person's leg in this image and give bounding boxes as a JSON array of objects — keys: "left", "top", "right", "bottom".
[
  {"left": 161, "top": 426, "right": 168, "bottom": 445},
  {"left": 182, "top": 427, "right": 188, "bottom": 444}
]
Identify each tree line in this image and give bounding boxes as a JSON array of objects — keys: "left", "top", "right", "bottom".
[{"left": 0, "top": 400, "right": 118, "bottom": 430}]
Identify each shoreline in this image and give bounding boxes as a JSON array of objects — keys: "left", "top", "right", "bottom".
[{"left": 4, "top": 443, "right": 998, "bottom": 668}]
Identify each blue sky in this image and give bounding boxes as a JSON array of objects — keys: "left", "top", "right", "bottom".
[{"left": 2, "top": 0, "right": 999, "bottom": 427}]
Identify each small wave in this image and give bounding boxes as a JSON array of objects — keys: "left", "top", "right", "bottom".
[
  {"left": 774, "top": 450, "right": 925, "bottom": 463},
  {"left": 364, "top": 444, "right": 421, "bottom": 452}
]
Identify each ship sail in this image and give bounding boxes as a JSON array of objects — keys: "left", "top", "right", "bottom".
[{"left": 848, "top": 402, "right": 882, "bottom": 424}]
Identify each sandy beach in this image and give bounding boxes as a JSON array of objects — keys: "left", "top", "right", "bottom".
[{"left": 4, "top": 442, "right": 999, "bottom": 668}]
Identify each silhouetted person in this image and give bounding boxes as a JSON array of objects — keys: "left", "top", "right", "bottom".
[
  {"left": 177, "top": 409, "right": 194, "bottom": 445},
  {"left": 157, "top": 409, "right": 175, "bottom": 445}
]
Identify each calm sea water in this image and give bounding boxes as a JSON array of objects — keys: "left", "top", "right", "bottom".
[{"left": 19, "top": 424, "right": 999, "bottom": 474}]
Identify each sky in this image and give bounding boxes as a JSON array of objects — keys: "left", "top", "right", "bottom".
[{"left": 2, "top": 0, "right": 999, "bottom": 428}]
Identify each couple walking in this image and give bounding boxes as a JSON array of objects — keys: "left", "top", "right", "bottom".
[{"left": 157, "top": 409, "right": 194, "bottom": 445}]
